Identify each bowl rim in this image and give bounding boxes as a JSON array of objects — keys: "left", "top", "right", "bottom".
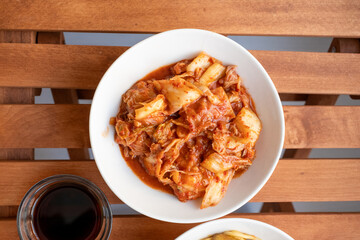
[
  {"left": 175, "top": 218, "right": 294, "bottom": 240},
  {"left": 90, "top": 28, "right": 285, "bottom": 223}
]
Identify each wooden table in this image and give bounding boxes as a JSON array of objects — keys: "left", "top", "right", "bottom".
[{"left": 0, "top": 1, "right": 359, "bottom": 239}]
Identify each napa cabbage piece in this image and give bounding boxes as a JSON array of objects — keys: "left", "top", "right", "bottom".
[
  {"left": 142, "top": 153, "right": 157, "bottom": 176},
  {"left": 170, "top": 171, "right": 205, "bottom": 201},
  {"left": 227, "top": 91, "right": 241, "bottom": 103},
  {"left": 201, "top": 169, "right": 235, "bottom": 209},
  {"left": 135, "top": 94, "right": 167, "bottom": 120},
  {"left": 115, "top": 120, "right": 152, "bottom": 157},
  {"left": 201, "top": 152, "right": 234, "bottom": 173},
  {"left": 194, "top": 83, "right": 221, "bottom": 105},
  {"left": 186, "top": 52, "right": 211, "bottom": 72},
  {"left": 182, "top": 87, "right": 234, "bottom": 135},
  {"left": 154, "top": 77, "right": 202, "bottom": 113},
  {"left": 202, "top": 230, "right": 261, "bottom": 240},
  {"left": 211, "top": 87, "right": 236, "bottom": 119},
  {"left": 199, "top": 62, "right": 226, "bottom": 87},
  {"left": 153, "top": 121, "right": 175, "bottom": 145},
  {"left": 212, "top": 132, "right": 247, "bottom": 156},
  {"left": 201, "top": 151, "right": 250, "bottom": 173},
  {"left": 222, "top": 230, "right": 261, "bottom": 240},
  {"left": 122, "top": 80, "right": 157, "bottom": 113},
  {"left": 234, "top": 107, "right": 262, "bottom": 144},
  {"left": 223, "top": 65, "right": 242, "bottom": 90},
  {"left": 156, "top": 138, "right": 186, "bottom": 180}
]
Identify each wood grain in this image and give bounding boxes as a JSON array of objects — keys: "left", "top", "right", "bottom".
[
  {"left": 0, "top": 44, "right": 127, "bottom": 90},
  {"left": 251, "top": 51, "right": 360, "bottom": 95},
  {"left": 0, "top": 31, "right": 36, "bottom": 43},
  {"left": 0, "top": 105, "right": 90, "bottom": 148},
  {"left": 51, "top": 88, "right": 90, "bottom": 160},
  {"left": 282, "top": 38, "right": 360, "bottom": 160},
  {"left": 36, "top": 32, "right": 64, "bottom": 45},
  {"left": 282, "top": 94, "right": 340, "bottom": 158},
  {"left": 0, "top": 0, "right": 359, "bottom": 37},
  {"left": 0, "top": 161, "right": 119, "bottom": 206},
  {"left": 0, "top": 31, "right": 35, "bottom": 224},
  {"left": 1, "top": 213, "right": 359, "bottom": 240},
  {"left": 260, "top": 202, "right": 294, "bottom": 213},
  {"left": 329, "top": 38, "right": 360, "bottom": 53},
  {"left": 284, "top": 106, "right": 360, "bottom": 149},
  {"left": 112, "top": 213, "right": 360, "bottom": 240},
  {"left": 36, "top": 31, "right": 90, "bottom": 159},
  {"left": 0, "top": 159, "right": 358, "bottom": 206},
  {"left": 0, "top": 87, "right": 35, "bottom": 104},
  {"left": 0, "top": 105, "right": 359, "bottom": 149},
  {"left": 1, "top": 44, "right": 360, "bottom": 94},
  {"left": 0, "top": 31, "right": 35, "bottom": 218},
  {"left": 0, "top": 33, "right": 36, "bottom": 161}
]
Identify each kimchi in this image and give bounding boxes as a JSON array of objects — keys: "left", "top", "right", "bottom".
[{"left": 114, "top": 52, "right": 262, "bottom": 209}]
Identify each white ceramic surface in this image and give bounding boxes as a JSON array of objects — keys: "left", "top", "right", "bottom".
[
  {"left": 175, "top": 218, "right": 294, "bottom": 240},
  {"left": 90, "top": 29, "right": 285, "bottom": 223}
]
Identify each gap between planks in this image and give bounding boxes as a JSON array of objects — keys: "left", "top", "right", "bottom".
[
  {"left": 0, "top": 159, "right": 358, "bottom": 206},
  {"left": 1, "top": 44, "right": 360, "bottom": 95},
  {"left": 1, "top": 213, "right": 359, "bottom": 239}
]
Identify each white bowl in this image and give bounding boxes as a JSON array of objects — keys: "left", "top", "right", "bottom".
[
  {"left": 90, "top": 29, "right": 284, "bottom": 223},
  {"left": 175, "top": 218, "right": 294, "bottom": 240}
]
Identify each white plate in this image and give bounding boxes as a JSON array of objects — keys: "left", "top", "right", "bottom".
[
  {"left": 90, "top": 29, "right": 285, "bottom": 223},
  {"left": 176, "top": 218, "right": 294, "bottom": 240}
]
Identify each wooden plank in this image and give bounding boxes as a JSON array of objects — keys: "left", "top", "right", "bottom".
[
  {"left": 36, "top": 32, "right": 64, "bottom": 44},
  {"left": 279, "top": 93, "right": 307, "bottom": 102},
  {"left": 0, "top": 0, "right": 359, "bottom": 37},
  {"left": 329, "top": 38, "right": 360, "bottom": 53},
  {"left": 255, "top": 159, "right": 360, "bottom": 202},
  {"left": 51, "top": 86, "right": 91, "bottom": 159},
  {"left": 0, "top": 161, "right": 120, "bottom": 206},
  {"left": 252, "top": 51, "right": 360, "bottom": 95},
  {"left": 0, "top": 33, "right": 35, "bottom": 160},
  {"left": 261, "top": 202, "right": 295, "bottom": 213},
  {"left": 77, "top": 89, "right": 95, "bottom": 99},
  {"left": 351, "top": 95, "right": 360, "bottom": 100},
  {"left": 0, "top": 105, "right": 359, "bottom": 149},
  {"left": 1, "top": 213, "right": 359, "bottom": 240},
  {"left": 0, "top": 150, "right": 33, "bottom": 160},
  {"left": 282, "top": 94, "right": 339, "bottom": 158},
  {"left": 0, "top": 33, "right": 36, "bottom": 160},
  {"left": 51, "top": 88, "right": 78, "bottom": 104},
  {"left": 0, "top": 30, "right": 36, "bottom": 218},
  {"left": 283, "top": 38, "right": 360, "bottom": 159},
  {"left": 0, "top": 31, "right": 36, "bottom": 43},
  {"left": 0, "top": 87, "right": 35, "bottom": 104},
  {"left": 282, "top": 149, "right": 312, "bottom": 159},
  {"left": 0, "top": 44, "right": 127, "bottom": 90},
  {"left": 111, "top": 213, "right": 360, "bottom": 240},
  {"left": 283, "top": 106, "right": 360, "bottom": 149},
  {"left": 0, "top": 159, "right": 358, "bottom": 206},
  {"left": 37, "top": 32, "right": 90, "bottom": 159},
  {"left": 1, "top": 44, "right": 360, "bottom": 95},
  {"left": 0, "top": 105, "right": 90, "bottom": 148}
]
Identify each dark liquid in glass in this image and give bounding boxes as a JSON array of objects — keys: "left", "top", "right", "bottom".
[{"left": 33, "top": 184, "right": 102, "bottom": 240}]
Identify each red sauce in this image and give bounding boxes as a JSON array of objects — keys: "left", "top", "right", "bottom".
[
  {"left": 140, "top": 63, "right": 175, "bottom": 81},
  {"left": 118, "top": 61, "right": 258, "bottom": 192},
  {"left": 118, "top": 63, "right": 179, "bottom": 194},
  {"left": 120, "top": 146, "right": 172, "bottom": 194},
  {"left": 234, "top": 168, "right": 247, "bottom": 178}
]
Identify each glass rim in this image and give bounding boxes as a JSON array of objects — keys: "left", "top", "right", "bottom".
[{"left": 17, "top": 174, "right": 112, "bottom": 240}]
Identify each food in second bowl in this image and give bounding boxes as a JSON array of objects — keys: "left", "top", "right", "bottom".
[
  {"left": 202, "top": 230, "right": 261, "bottom": 240},
  {"left": 114, "top": 52, "right": 262, "bottom": 209}
]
